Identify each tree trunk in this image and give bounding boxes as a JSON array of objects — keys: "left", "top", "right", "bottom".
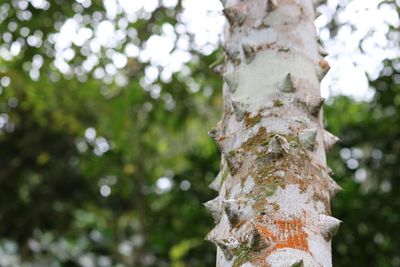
[{"left": 205, "top": 0, "right": 341, "bottom": 266}]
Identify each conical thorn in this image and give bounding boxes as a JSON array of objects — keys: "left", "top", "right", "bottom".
[
  {"left": 319, "top": 214, "right": 342, "bottom": 240},
  {"left": 212, "top": 64, "right": 224, "bottom": 75},
  {"left": 308, "top": 97, "right": 325, "bottom": 117},
  {"left": 209, "top": 171, "right": 223, "bottom": 192},
  {"left": 280, "top": 73, "right": 295, "bottom": 93},
  {"left": 225, "top": 149, "right": 243, "bottom": 175},
  {"left": 231, "top": 99, "right": 247, "bottom": 121},
  {"left": 224, "top": 43, "right": 240, "bottom": 62},
  {"left": 215, "top": 237, "right": 240, "bottom": 260},
  {"left": 327, "top": 166, "right": 334, "bottom": 176},
  {"left": 299, "top": 128, "right": 318, "bottom": 151},
  {"left": 205, "top": 226, "right": 218, "bottom": 243},
  {"left": 223, "top": 4, "right": 247, "bottom": 27},
  {"left": 328, "top": 177, "right": 342, "bottom": 198},
  {"left": 223, "top": 199, "right": 241, "bottom": 226},
  {"left": 267, "top": 0, "right": 278, "bottom": 12},
  {"left": 208, "top": 127, "right": 219, "bottom": 139},
  {"left": 323, "top": 130, "right": 340, "bottom": 151},
  {"left": 242, "top": 43, "right": 258, "bottom": 64},
  {"left": 223, "top": 71, "right": 239, "bottom": 93},
  {"left": 204, "top": 196, "right": 223, "bottom": 223},
  {"left": 250, "top": 225, "right": 271, "bottom": 251},
  {"left": 318, "top": 45, "right": 328, "bottom": 56},
  {"left": 267, "top": 135, "right": 290, "bottom": 158},
  {"left": 316, "top": 58, "right": 330, "bottom": 80}
]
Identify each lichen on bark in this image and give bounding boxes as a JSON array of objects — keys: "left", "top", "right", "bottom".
[{"left": 205, "top": 0, "right": 341, "bottom": 266}]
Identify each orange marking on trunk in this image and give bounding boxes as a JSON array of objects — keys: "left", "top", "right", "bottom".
[
  {"left": 256, "top": 224, "right": 277, "bottom": 242},
  {"left": 274, "top": 218, "right": 309, "bottom": 251},
  {"left": 254, "top": 218, "right": 310, "bottom": 255}
]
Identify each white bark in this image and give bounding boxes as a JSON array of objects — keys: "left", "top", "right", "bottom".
[{"left": 205, "top": 0, "right": 341, "bottom": 266}]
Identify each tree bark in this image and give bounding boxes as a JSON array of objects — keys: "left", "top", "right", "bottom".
[{"left": 205, "top": 0, "right": 341, "bottom": 266}]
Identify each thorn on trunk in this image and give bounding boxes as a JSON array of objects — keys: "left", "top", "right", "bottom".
[
  {"left": 299, "top": 128, "right": 318, "bottom": 151},
  {"left": 208, "top": 127, "right": 219, "bottom": 139},
  {"left": 224, "top": 43, "right": 240, "bottom": 62},
  {"left": 209, "top": 122, "right": 230, "bottom": 152},
  {"left": 328, "top": 178, "right": 342, "bottom": 198},
  {"left": 209, "top": 171, "right": 223, "bottom": 192},
  {"left": 327, "top": 166, "right": 334, "bottom": 176},
  {"left": 323, "top": 130, "right": 340, "bottom": 151},
  {"left": 212, "top": 64, "right": 224, "bottom": 75},
  {"left": 316, "top": 58, "right": 330, "bottom": 80},
  {"left": 223, "top": 199, "right": 240, "bottom": 226},
  {"left": 318, "top": 45, "right": 328, "bottom": 56},
  {"left": 204, "top": 196, "right": 223, "bottom": 223},
  {"left": 267, "top": 0, "right": 278, "bottom": 12},
  {"left": 242, "top": 43, "right": 258, "bottom": 64},
  {"left": 319, "top": 214, "right": 342, "bottom": 241},
  {"left": 231, "top": 99, "right": 247, "bottom": 121},
  {"left": 225, "top": 149, "right": 242, "bottom": 175},
  {"left": 223, "top": 71, "right": 239, "bottom": 93},
  {"left": 223, "top": 4, "right": 247, "bottom": 27},
  {"left": 205, "top": 226, "right": 218, "bottom": 243},
  {"left": 250, "top": 226, "right": 270, "bottom": 251},
  {"left": 307, "top": 97, "right": 325, "bottom": 117},
  {"left": 280, "top": 73, "right": 295, "bottom": 93},
  {"left": 215, "top": 237, "right": 240, "bottom": 260},
  {"left": 267, "top": 135, "right": 290, "bottom": 158}
]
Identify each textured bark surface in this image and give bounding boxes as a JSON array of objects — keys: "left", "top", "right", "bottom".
[{"left": 205, "top": 0, "right": 341, "bottom": 266}]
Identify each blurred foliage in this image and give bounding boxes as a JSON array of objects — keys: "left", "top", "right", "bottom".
[
  {"left": 327, "top": 58, "right": 400, "bottom": 267},
  {"left": 0, "top": 0, "right": 221, "bottom": 266},
  {"left": 0, "top": 0, "right": 399, "bottom": 267}
]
